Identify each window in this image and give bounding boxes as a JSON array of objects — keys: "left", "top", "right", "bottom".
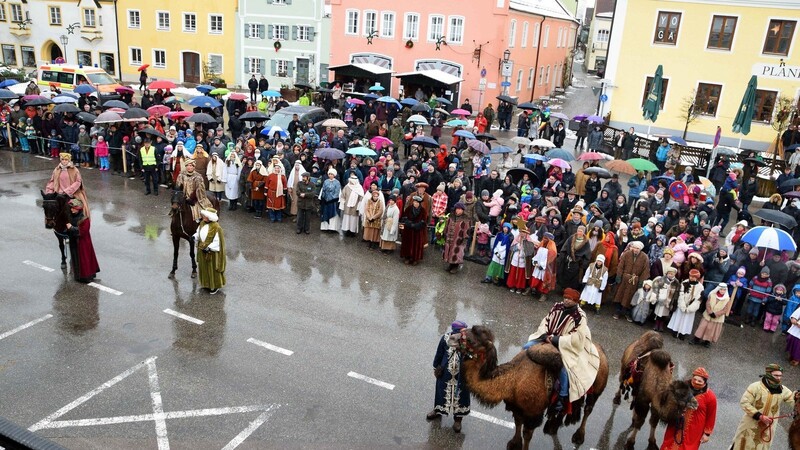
[
  {"left": 596, "top": 29, "right": 610, "bottom": 43},
  {"left": 528, "top": 68, "right": 534, "bottom": 88},
  {"left": 448, "top": 16, "right": 464, "bottom": 44},
  {"left": 0, "top": 5, "right": 6, "bottom": 22},
  {"left": 247, "top": 23, "right": 263, "bottom": 39},
  {"left": 754, "top": 90, "right": 777, "bottom": 123},
  {"left": 157, "top": 11, "right": 170, "bottom": 31},
  {"left": 428, "top": 15, "right": 444, "bottom": 41},
  {"left": 538, "top": 66, "right": 544, "bottom": 85},
  {"left": 21, "top": 46, "right": 34, "bottom": 67},
  {"left": 77, "top": 50, "right": 92, "bottom": 66},
  {"left": 695, "top": 83, "right": 722, "bottom": 116},
  {"left": 404, "top": 13, "right": 419, "bottom": 40},
  {"left": 153, "top": 49, "right": 166, "bottom": 68},
  {"left": 99, "top": 52, "right": 115, "bottom": 76},
  {"left": 707, "top": 15, "right": 736, "bottom": 50},
  {"left": 209, "top": 14, "right": 223, "bottom": 34},
  {"left": 2, "top": 45, "right": 16, "bottom": 66},
  {"left": 276, "top": 60, "right": 289, "bottom": 76},
  {"left": 544, "top": 66, "right": 550, "bottom": 85},
  {"left": 208, "top": 54, "right": 222, "bottom": 75},
  {"left": 10, "top": 4, "right": 23, "bottom": 23},
  {"left": 49, "top": 6, "right": 61, "bottom": 25},
  {"left": 521, "top": 22, "right": 528, "bottom": 48},
  {"left": 183, "top": 13, "right": 197, "bottom": 32},
  {"left": 128, "top": 10, "right": 140, "bottom": 29},
  {"left": 363, "top": 10, "right": 377, "bottom": 36},
  {"left": 532, "top": 22, "right": 540, "bottom": 47},
  {"left": 763, "top": 20, "right": 796, "bottom": 56},
  {"left": 296, "top": 25, "right": 313, "bottom": 41},
  {"left": 248, "top": 57, "right": 263, "bottom": 75},
  {"left": 509, "top": 20, "right": 516, "bottom": 47},
  {"left": 130, "top": 47, "right": 142, "bottom": 65},
  {"left": 654, "top": 11, "right": 681, "bottom": 45},
  {"left": 556, "top": 27, "right": 562, "bottom": 47},
  {"left": 381, "top": 12, "right": 395, "bottom": 38},
  {"left": 640, "top": 76, "right": 669, "bottom": 109},
  {"left": 346, "top": 10, "right": 359, "bottom": 35},
  {"left": 83, "top": 8, "right": 96, "bottom": 28},
  {"left": 543, "top": 25, "right": 550, "bottom": 47},
  {"left": 272, "top": 0, "right": 287, "bottom": 4},
  {"left": 273, "top": 25, "right": 288, "bottom": 40},
  {"left": 516, "top": 69, "right": 523, "bottom": 92}
]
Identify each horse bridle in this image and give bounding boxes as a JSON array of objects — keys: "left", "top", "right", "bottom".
[
  {"left": 171, "top": 192, "right": 192, "bottom": 239},
  {"left": 454, "top": 329, "right": 476, "bottom": 360},
  {"left": 42, "top": 198, "right": 69, "bottom": 237}
]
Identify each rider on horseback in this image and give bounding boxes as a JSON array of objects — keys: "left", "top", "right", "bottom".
[
  {"left": 174, "top": 159, "right": 212, "bottom": 221},
  {"left": 523, "top": 288, "right": 601, "bottom": 413},
  {"left": 46, "top": 152, "right": 90, "bottom": 218}
]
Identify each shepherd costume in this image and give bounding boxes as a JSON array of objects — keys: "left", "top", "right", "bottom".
[
  {"left": 557, "top": 230, "right": 593, "bottom": 290},
  {"left": 505, "top": 222, "right": 536, "bottom": 291},
  {"left": 667, "top": 272, "right": 703, "bottom": 338},
  {"left": 731, "top": 365, "right": 796, "bottom": 450},
  {"left": 630, "top": 280, "right": 656, "bottom": 324},
  {"left": 532, "top": 234, "right": 558, "bottom": 295},
  {"left": 319, "top": 170, "right": 342, "bottom": 231},
  {"left": 265, "top": 164, "right": 287, "bottom": 221},
  {"left": 485, "top": 224, "right": 512, "bottom": 282},
  {"left": 380, "top": 200, "right": 400, "bottom": 251},
  {"left": 65, "top": 199, "right": 99, "bottom": 283},
  {"left": 443, "top": 206, "right": 471, "bottom": 270},
  {"left": 176, "top": 160, "right": 213, "bottom": 221},
  {"left": 692, "top": 283, "right": 732, "bottom": 345},
  {"left": 652, "top": 271, "right": 681, "bottom": 332},
  {"left": 580, "top": 255, "right": 608, "bottom": 308},
  {"left": 46, "top": 154, "right": 91, "bottom": 218},
  {"left": 615, "top": 242, "right": 650, "bottom": 311},
  {"left": 193, "top": 208, "right": 226, "bottom": 292},
  {"left": 362, "top": 192, "right": 385, "bottom": 244},
  {"left": 340, "top": 174, "right": 365, "bottom": 234}
]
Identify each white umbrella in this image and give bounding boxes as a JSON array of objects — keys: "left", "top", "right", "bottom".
[
  {"left": 530, "top": 138, "right": 556, "bottom": 148},
  {"left": 407, "top": 114, "right": 429, "bottom": 124},
  {"left": 511, "top": 136, "right": 532, "bottom": 146},
  {"left": 94, "top": 111, "right": 123, "bottom": 124},
  {"left": 321, "top": 118, "right": 347, "bottom": 128}
]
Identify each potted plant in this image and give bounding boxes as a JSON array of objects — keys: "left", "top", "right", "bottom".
[{"left": 279, "top": 83, "right": 298, "bottom": 102}]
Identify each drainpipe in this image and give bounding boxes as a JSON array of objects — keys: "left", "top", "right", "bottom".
[
  {"left": 566, "top": 20, "right": 579, "bottom": 87},
  {"left": 113, "top": 0, "right": 122, "bottom": 81},
  {"left": 595, "top": 0, "right": 618, "bottom": 115},
  {"left": 529, "top": 15, "right": 546, "bottom": 103}
]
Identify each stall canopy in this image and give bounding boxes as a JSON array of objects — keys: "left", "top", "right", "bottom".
[
  {"left": 329, "top": 63, "right": 394, "bottom": 93},
  {"left": 328, "top": 62, "right": 393, "bottom": 78},
  {"left": 394, "top": 69, "right": 463, "bottom": 87}
]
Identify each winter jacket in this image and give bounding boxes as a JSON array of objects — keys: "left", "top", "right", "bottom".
[
  {"left": 739, "top": 179, "right": 758, "bottom": 205},
  {"left": 765, "top": 295, "right": 785, "bottom": 315},
  {"left": 587, "top": 129, "right": 603, "bottom": 150},
  {"left": 627, "top": 176, "right": 647, "bottom": 199},
  {"left": 655, "top": 144, "right": 670, "bottom": 162},
  {"left": 748, "top": 276, "right": 773, "bottom": 302}
]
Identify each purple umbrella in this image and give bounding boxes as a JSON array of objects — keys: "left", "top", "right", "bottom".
[
  {"left": 314, "top": 148, "right": 346, "bottom": 160},
  {"left": 573, "top": 114, "right": 588, "bottom": 121},
  {"left": 587, "top": 115, "right": 604, "bottom": 123},
  {"left": 467, "top": 139, "right": 489, "bottom": 155}
]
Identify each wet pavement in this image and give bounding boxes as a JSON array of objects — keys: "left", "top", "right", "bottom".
[{"left": 0, "top": 78, "right": 796, "bottom": 450}]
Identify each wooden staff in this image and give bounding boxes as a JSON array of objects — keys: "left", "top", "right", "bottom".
[{"left": 469, "top": 222, "right": 479, "bottom": 256}]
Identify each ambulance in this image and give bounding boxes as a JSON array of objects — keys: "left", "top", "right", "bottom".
[{"left": 36, "top": 64, "right": 122, "bottom": 95}]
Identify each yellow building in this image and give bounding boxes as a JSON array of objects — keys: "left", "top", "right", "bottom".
[
  {"left": 115, "top": 1, "right": 237, "bottom": 86},
  {"left": 604, "top": 0, "right": 800, "bottom": 150}
]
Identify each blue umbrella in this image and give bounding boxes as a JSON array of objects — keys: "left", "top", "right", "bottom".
[
  {"left": 262, "top": 90, "right": 281, "bottom": 98},
  {"left": 411, "top": 136, "right": 440, "bottom": 148},
  {"left": 56, "top": 92, "right": 79, "bottom": 99},
  {"left": 400, "top": 98, "right": 419, "bottom": 106},
  {"left": 0, "top": 89, "right": 17, "bottom": 99},
  {"left": 196, "top": 85, "right": 215, "bottom": 94},
  {"left": 346, "top": 146, "right": 377, "bottom": 157},
  {"left": 376, "top": 96, "right": 400, "bottom": 106},
  {"left": 364, "top": 93, "right": 379, "bottom": 100},
  {"left": 544, "top": 148, "right": 575, "bottom": 161},
  {"left": 188, "top": 96, "right": 222, "bottom": 108},
  {"left": 52, "top": 96, "right": 77, "bottom": 104},
  {"left": 491, "top": 146, "right": 515, "bottom": 154},
  {"left": 314, "top": 147, "right": 346, "bottom": 160},
  {"left": 742, "top": 226, "right": 797, "bottom": 252},
  {"left": 260, "top": 126, "right": 288, "bottom": 138},
  {"left": 73, "top": 84, "right": 96, "bottom": 94},
  {"left": 446, "top": 119, "right": 468, "bottom": 127},
  {"left": 368, "top": 85, "right": 385, "bottom": 91},
  {"left": 0, "top": 80, "right": 18, "bottom": 88},
  {"left": 435, "top": 97, "right": 452, "bottom": 106},
  {"left": 523, "top": 153, "right": 549, "bottom": 161},
  {"left": 668, "top": 136, "right": 687, "bottom": 146},
  {"left": 454, "top": 130, "right": 475, "bottom": 139}
]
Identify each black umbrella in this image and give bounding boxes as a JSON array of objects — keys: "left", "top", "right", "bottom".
[
  {"left": 496, "top": 95, "right": 517, "bottom": 105},
  {"left": 411, "top": 136, "right": 440, "bottom": 148},
  {"left": 475, "top": 133, "right": 497, "bottom": 141},
  {"left": 294, "top": 82, "right": 313, "bottom": 90},
  {"left": 781, "top": 178, "right": 800, "bottom": 188},
  {"left": 123, "top": 107, "right": 149, "bottom": 119},
  {"left": 507, "top": 168, "right": 539, "bottom": 185},
  {"left": 0, "top": 89, "right": 17, "bottom": 99},
  {"left": 754, "top": 209, "right": 797, "bottom": 229},
  {"left": 24, "top": 97, "right": 54, "bottom": 107},
  {"left": 54, "top": 103, "right": 80, "bottom": 114},
  {"left": 316, "top": 87, "right": 334, "bottom": 93},
  {"left": 76, "top": 112, "right": 96, "bottom": 124},
  {"left": 517, "top": 102, "right": 539, "bottom": 110},
  {"left": 139, "top": 126, "right": 166, "bottom": 139},
  {"left": 743, "top": 158, "right": 767, "bottom": 167},
  {"left": 238, "top": 111, "right": 269, "bottom": 121},
  {"left": 584, "top": 167, "right": 612, "bottom": 178},
  {"left": 102, "top": 100, "right": 129, "bottom": 110},
  {"left": 411, "top": 103, "right": 431, "bottom": 112},
  {"left": 187, "top": 113, "right": 218, "bottom": 124}
]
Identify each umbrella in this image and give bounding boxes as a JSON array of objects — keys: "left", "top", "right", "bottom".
[
  {"left": 411, "top": 136, "right": 440, "bottom": 148},
  {"left": 53, "top": 103, "right": 80, "bottom": 114},
  {"left": 209, "top": 88, "right": 230, "bottom": 96},
  {"left": 164, "top": 96, "right": 185, "bottom": 104},
  {"left": 94, "top": 111, "right": 122, "bottom": 124},
  {"left": 713, "top": 146, "right": 737, "bottom": 156},
  {"left": 187, "top": 113, "right": 218, "bottom": 124},
  {"left": 188, "top": 96, "right": 222, "bottom": 108},
  {"left": 321, "top": 118, "right": 347, "bottom": 128},
  {"left": 167, "top": 110, "right": 193, "bottom": 120},
  {"left": 107, "top": 107, "right": 127, "bottom": 114},
  {"left": 578, "top": 152, "right": 606, "bottom": 161},
  {"left": 788, "top": 144, "right": 800, "bottom": 151},
  {"left": 454, "top": 130, "right": 476, "bottom": 139},
  {"left": 785, "top": 191, "right": 800, "bottom": 199},
  {"left": 411, "top": 103, "right": 430, "bottom": 112},
  {"left": 103, "top": 100, "right": 129, "bottom": 110},
  {"left": 52, "top": 96, "right": 77, "bottom": 104},
  {"left": 115, "top": 86, "right": 134, "bottom": 94},
  {"left": 376, "top": 96, "right": 400, "bottom": 106},
  {"left": 507, "top": 168, "right": 539, "bottom": 184},
  {"left": 294, "top": 82, "right": 313, "bottom": 90},
  {"left": 147, "top": 105, "right": 171, "bottom": 117},
  {"left": 451, "top": 108, "right": 471, "bottom": 116},
  {"left": 314, "top": 148, "right": 346, "bottom": 160},
  {"left": 651, "top": 175, "right": 675, "bottom": 186},
  {"left": 628, "top": 158, "right": 659, "bottom": 172},
  {"left": 239, "top": 111, "right": 269, "bottom": 121},
  {"left": 445, "top": 119, "right": 467, "bottom": 127},
  {"left": 346, "top": 146, "right": 377, "bottom": 156},
  {"left": 348, "top": 98, "right": 366, "bottom": 106},
  {"left": 0, "top": 80, "right": 18, "bottom": 88},
  {"left": 24, "top": 97, "right": 53, "bottom": 106},
  {"left": 586, "top": 115, "right": 604, "bottom": 123},
  {"left": 511, "top": 137, "right": 532, "bottom": 146},
  {"left": 0, "top": 89, "right": 17, "bottom": 99},
  {"left": 496, "top": 95, "right": 517, "bottom": 105},
  {"left": 572, "top": 114, "right": 588, "bottom": 121},
  {"left": 400, "top": 98, "right": 419, "bottom": 106},
  {"left": 517, "top": 102, "right": 538, "bottom": 110},
  {"left": 58, "top": 92, "right": 79, "bottom": 99},
  {"left": 140, "top": 126, "right": 166, "bottom": 139},
  {"left": 642, "top": 65, "right": 664, "bottom": 122},
  {"left": 435, "top": 97, "right": 452, "bottom": 106},
  {"left": 137, "top": 64, "right": 150, "bottom": 71},
  {"left": 467, "top": 139, "right": 490, "bottom": 154},
  {"left": 667, "top": 136, "right": 687, "bottom": 146},
  {"left": 545, "top": 148, "right": 574, "bottom": 161},
  {"left": 531, "top": 138, "right": 556, "bottom": 148},
  {"left": 370, "top": 136, "right": 393, "bottom": 147},
  {"left": 697, "top": 176, "right": 713, "bottom": 190},
  {"left": 732, "top": 75, "right": 758, "bottom": 135},
  {"left": 548, "top": 158, "right": 571, "bottom": 169},
  {"left": 434, "top": 107, "right": 450, "bottom": 116},
  {"left": 123, "top": 108, "right": 149, "bottom": 120},
  {"left": 490, "top": 146, "right": 514, "bottom": 154},
  {"left": 475, "top": 133, "right": 497, "bottom": 141},
  {"left": 76, "top": 112, "right": 96, "bottom": 124},
  {"left": 523, "top": 153, "right": 549, "bottom": 162},
  {"left": 584, "top": 167, "right": 612, "bottom": 178},
  {"left": 742, "top": 226, "right": 797, "bottom": 252},
  {"left": 229, "top": 93, "right": 248, "bottom": 101},
  {"left": 743, "top": 157, "right": 767, "bottom": 167},
  {"left": 363, "top": 93, "right": 379, "bottom": 100},
  {"left": 73, "top": 84, "right": 96, "bottom": 94},
  {"left": 604, "top": 160, "right": 636, "bottom": 175},
  {"left": 550, "top": 112, "right": 569, "bottom": 121},
  {"left": 407, "top": 114, "right": 429, "bottom": 124},
  {"left": 262, "top": 90, "right": 281, "bottom": 98},
  {"left": 195, "top": 85, "right": 215, "bottom": 94},
  {"left": 368, "top": 85, "right": 385, "bottom": 91},
  {"left": 753, "top": 210, "right": 798, "bottom": 229},
  {"left": 780, "top": 178, "right": 800, "bottom": 188},
  {"left": 262, "top": 125, "right": 287, "bottom": 137},
  {"left": 148, "top": 80, "right": 177, "bottom": 90}
]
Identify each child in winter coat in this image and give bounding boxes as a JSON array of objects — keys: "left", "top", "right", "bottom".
[
  {"left": 94, "top": 136, "right": 109, "bottom": 171},
  {"left": 729, "top": 266, "right": 749, "bottom": 318},
  {"left": 476, "top": 222, "right": 491, "bottom": 258},
  {"left": 783, "top": 284, "right": 800, "bottom": 334},
  {"left": 48, "top": 129, "right": 60, "bottom": 158},
  {"left": 485, "top": 189, "right": 505, "bottom": 233},
  {"left": 630, "top": 280, "right": 656, "bottom": 325},
  {"left": 483, "top": 223, "right": 512, "bottom": 284},
  {"left": 669, "top": 235, "right": 690, "bottom": 266},
  {"left": 745, "top": 266, "right": 773, "bottom": 327},
  {"left": 764, "top": 284, "right": 787, "bottom": 333}
]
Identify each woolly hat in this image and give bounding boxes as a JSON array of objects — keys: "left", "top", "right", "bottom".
[
  {"left": 596, "top": 254, "right": 606, "bottom": 263},
  {"left": 454, "top": 202, "right": 466, "bottom": 211},
  {"left": 737, "top": 220, "right": 749, "bottom": 227},
  {"left": 737, "top": 266, "right": 746, "bottom": 276},
  {"left": 692, "top": 367, "right": 710, "bottom": 379},
  {"left": 481, "top": 189, "right": 490, "bottom": 197},
  {"left": 761, "top": 266, "right": 771, "bottom": 275},
  {"left": 711, "top": 225, "right": 721, "bottom": 234},
  {"left": 776, "top": 284, "right": 787, "bottom": 294},
  {"left": 451, "top": 320, "right": 468, "bottom": 331},
  {"left": 663, "top": 247, "right": 675, "bottom": 256},
  {"left": 630, "top": 241, "right": 644, "bottom": 250},
  {"left": 689, "top": 269, "right": 701, "bottom": 278},
  {"left": 437, "top": 182, "right": 446, "bottom": 192},
  {"left": 749, "top": 248, "right": 760, "bottom": 256}
]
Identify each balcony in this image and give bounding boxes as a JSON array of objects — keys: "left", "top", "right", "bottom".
[
  {"left": 9, "top": 22, "right": 31, "bottom": 37},
  {"left": 80, "top": 28, "right": 103, "bottom": 42}
]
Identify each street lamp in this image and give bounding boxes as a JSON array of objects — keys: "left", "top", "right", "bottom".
[
  {"left": 59, "top": 34, "right": 68, "bottom": 63},
  {"left": 501, "top": 49, "right": 511, "bottom": 95},
  {"left": 503, "top": 49, "right": 511, "bottom": 62}
]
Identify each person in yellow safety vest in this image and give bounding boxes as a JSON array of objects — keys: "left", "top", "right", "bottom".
[{"left": 139, "top": 138, "right": 159, "bottom": 196}]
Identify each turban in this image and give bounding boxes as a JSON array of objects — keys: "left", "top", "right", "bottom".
[
  {"left": 451, "top": 321, "right": 468, "bottom": 331},
  {"left": 563, "top": 288, "right": 580, "bottom": 301}
]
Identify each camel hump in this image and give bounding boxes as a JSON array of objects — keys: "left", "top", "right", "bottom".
[
  {"left": 648, "top": 349, "right": 672, "bottom": 370},
  {"left": 525, "top": 344, "right": 563, "bottom": 373},
  {"left": 623, "top": 331, "right": 664, "bottom": 366}
]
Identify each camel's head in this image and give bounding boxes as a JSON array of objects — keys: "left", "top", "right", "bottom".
[
  {"left": 658, "top": 380, "right": 699, "bottom": 424},
  {"left": 451, "top": 326, "right": 498, "bottom": 377}
]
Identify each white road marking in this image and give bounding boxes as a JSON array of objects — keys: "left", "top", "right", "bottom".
[
  {"left": 470, "top": 411, "right": 515, "bottom": 429},
  {"left": 162, "top": 309, "right": 204, "bottom": 325},
  {"left": 146, "top": 358, "right": 170, "bottom": 450},
  {"left": 34, "top": 155, "right": 52, "bottom": 161},
  {"left": 22, "top": 260, "right": 55, "bottom": 272},
  {"left": 88, "top": 282, "right": 123, "bottom": 296},
  {"left": 221, "top": 406, "right": 278, "bottom": 450},
  {"left": 36, "top": 406, "right": 277, "bottom": 428},
  {"left": 0, "top": 315, "right": 53, "bottom": 341},
  {"left": 247, "top": 338, "right": 294, "bottom": 356},
  {"left": 346, "top": 371, "right": 395, "bottom": 390}
]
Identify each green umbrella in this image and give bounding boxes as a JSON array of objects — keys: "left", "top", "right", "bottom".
[
  {"left": 209, "top": 88, "right": 230, "bottom": 96},
  {"left": 628, "top": 158, "right": 659, "bottom": 172},
  {"left": 732, "top": 75, "right": 758, "bottom": 135},
  {"left": 642, "top": 65, "right": 663, "bottom": 122}
]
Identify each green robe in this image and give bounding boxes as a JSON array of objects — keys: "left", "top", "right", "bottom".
[{"left": 196, "top": 222, "right": 226, "bottom": 290}]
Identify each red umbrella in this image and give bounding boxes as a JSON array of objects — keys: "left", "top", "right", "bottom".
[
  {"left": 370, "top": 136, "right": 393, "bottom": 148},
  {"left": 137, "top": 64, "right": 150, "bottom": 72},
  {"left": 148, "top": 80, "right": 176, "bottom": 90},
  {"left": 229, "top": 93, "right": 248, "bottom": 101},
  {"left": 578, "top": 152, "right": 606, "bottom": 161},
  {"left": 167, "top": 110, "right": 193, "bottom": 119},
  {"left": 115, "top": 86, "right": 134, "bottom": 94},
  {"left": 147, "top": 105, "right": 171, "bottom": 117}
]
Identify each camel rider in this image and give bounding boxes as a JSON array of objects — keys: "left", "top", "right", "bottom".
[
  {"left": 175, "top": 158, "right": 212, "bottom": 221},
  {"left": 523, "top": 288, "right": 601, "bottom": 412}
]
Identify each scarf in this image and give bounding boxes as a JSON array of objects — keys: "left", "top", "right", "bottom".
[
  {"left": 346, "top": 180, "right": 365, "bottom": 208},
  {"left": 571, "top": 236, "right": 587, "bottom": 260},
  {"left": 762, "top": 374, "right": 783, "bottom": 392},
  {"left": 274, "top": 170, "right": 284, "bottom": 197},
  {"left": 603, "top": 238, "right": 617, "bottom": 265}
]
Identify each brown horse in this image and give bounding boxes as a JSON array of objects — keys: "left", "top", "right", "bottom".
[
  {"left": 41, "top": 191, "right": 69, "bottom": 269},
  {"left": 789, "top": 400, "right": 800, "bottom": 449},
  {"left": 168, "top": 190, "right": 219, "bottom": 279},
  {"left": 452, "top": 325, "right": 608, "bottom": 450},
  {"left": 613, "top": 331, "right": 698, "bottom": 450}
]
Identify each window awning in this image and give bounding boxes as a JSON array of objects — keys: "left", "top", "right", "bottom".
[
  {"left": 394, "top": 69, "right": 463, "bottom": 86},
  {"left": 328, "top": 63, "right": 393, "bottom": 78}
]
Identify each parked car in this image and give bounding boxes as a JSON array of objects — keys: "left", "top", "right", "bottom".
[{"left": 264, "top": 105, "right": 329, "bottom": 137}]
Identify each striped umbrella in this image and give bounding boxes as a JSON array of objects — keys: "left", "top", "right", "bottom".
[{"left": 742, "top": 226, "right": 797, "bottom": 252}]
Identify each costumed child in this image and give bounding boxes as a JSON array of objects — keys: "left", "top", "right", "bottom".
[
  {"left": 763, "top": 284, "right": 787, "bottom": 333},
  {"left": 580, "top": 254, "right": 608, "bottom": 314},
  {"left": 667, "top": 269, "right": 703, "bottom": 340},
  {"left": 475, "top": 222, "right": 491, "bottom": 258},
  {"left": 504, "top": 220, "right": 535, "bottom": 294},
  {"left": 482, "top": 222, "right": 512, "bottom": 285},
  {"left": 745, "top": 266, "right": 772, "bottom": 327},
  {"left": 652, "top": 266, "right": 680, "bottom": 332},
  {"left": 630, "top": 280, "right": 656, "bottom": 325},
  {"left": 783, "top": 284, "right": 800, "bottom": 335}
]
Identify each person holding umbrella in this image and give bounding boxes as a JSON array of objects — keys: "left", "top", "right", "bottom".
[{"left": 139, "top": 67, "right": 148, "bottom": 91}]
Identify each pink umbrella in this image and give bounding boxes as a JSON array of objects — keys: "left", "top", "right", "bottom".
[
  {"left": 370, "top": 136, "right": 393, "bottom": 147},
  {"left": 23, "top": 94, "right": 45, "bottom": 101},
  {"left": 450, "top": 108, "right": 471, "bottom": 116},
  {"left": 348, "top": 98, "right": 365, "bottom": 105},
  {"left": 115, "top": 86, "right": 134, "bottom": 94},
  {"left": 168, "top": 110, "right": 193, "bottom": 119},
  {"left": 147, "top": 105, "right": 171, "bottom": 117},
  {"left": 107, "top": 107, "right": 127, "bottom": 114},
  {"left": 547, "top": 158, "right": 571, "bottom": 169},
  {"left": 578, "top": 152, "right": 606, "bottom": 161},
  {"left": 229, "top": 93, "right": 248, "bottom": 101}
]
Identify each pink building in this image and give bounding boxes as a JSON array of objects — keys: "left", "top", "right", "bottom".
[{"left": 328, "top": 0, "right": 578, "bottom": 110}]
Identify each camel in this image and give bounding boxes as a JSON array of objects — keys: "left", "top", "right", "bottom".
[
  {"left": 452, "top": 325, "right": 608, "bottom": 450},
  {"left": 613, "top": 331, "right": 698, "bottom": 450},
  {"left": 789, "top": 399, "right": 800, "bottom": 449}
]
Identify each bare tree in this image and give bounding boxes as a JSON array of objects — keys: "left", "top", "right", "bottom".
[
  {"left": 770, "top": 95, "right": 798, "bottom": 158},
  {"left": 679, "top": 89, "right": 700, "bottom": 140}
]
